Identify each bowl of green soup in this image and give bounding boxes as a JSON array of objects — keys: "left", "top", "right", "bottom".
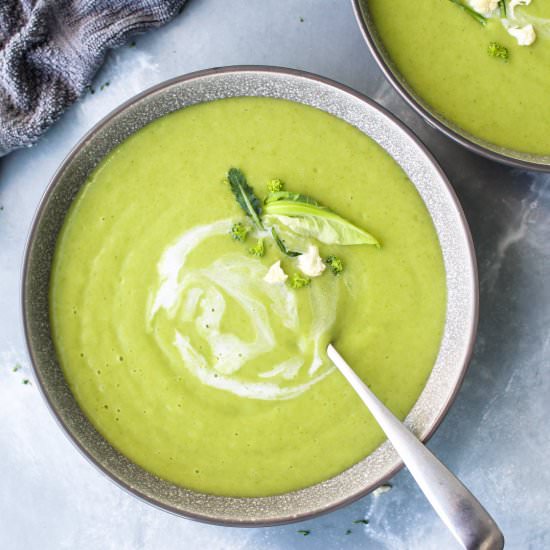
[
  {"left": 353, "top": 0, "right": 550, "bottom": 171},
  {"left": 23, "top": 66, "right": 477, "bottom": 525}
]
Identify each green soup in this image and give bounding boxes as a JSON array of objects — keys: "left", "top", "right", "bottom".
[
  {"left": 50, "top": 97, "right": 446, "bottom": 497},
  {"left": 369, "top": 0, "right": 550, "bottom": 155}
]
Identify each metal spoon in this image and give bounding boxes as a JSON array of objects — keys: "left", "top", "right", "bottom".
[{"left": 327, "top": 344, "right": 504, "bottom": 550}]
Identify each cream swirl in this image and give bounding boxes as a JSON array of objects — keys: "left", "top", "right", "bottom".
[{"left": 147, "top": 220, "right": 338, "bottom": 400}]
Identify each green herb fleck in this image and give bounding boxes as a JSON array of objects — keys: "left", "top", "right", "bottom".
[
  {"left": 100, "top": 81, "right": 110, "bottom": 91},
  {"left": 498, "top": 0, "right": 506, "bottom": 17},
  {"left": 248, "top": 239, "right": 265, "bottom": 257},
  {"left": 324, "top": 255, "right": 344, "bottom": 275},
  {"left": 448, "top": 0, "right": 487, "bottom": 25},
  {"left": 297, "top": 529, "right": 310, "bottom": 536},
  {"left": 289, "top": 272, "right": 311, "bottom": 289},
  {"left": 22, "top": 379, "right": 30, "bottom": 385},
  {"left": 488, "top": 42, "right": 509, "bottom": 60},
  {"left": 271, "top": 227, "right": 301, "bottom": 257},
  {"left": 129, "top": 40, "right": 136, "bottom": 48},
  {"left": 267, "top": 179, "right": 284, "bottom": 193},
  {"left": 12, "top": 364, "right": 21, "bottom": 373},
  {"left": 226, "top": 168, "right": 263, "bottom": 230},
  {"left": 353, "top": 519, "right": 369, "bottom": 525},
  {"left": 299, "top": 16, "right": 304, "bottom": 23},
  {"left": 0, "top": 205, "right": 4, "bottom": 211},
  {"left": 345, "top": 529, "right": 352, "bottom": 535},
  {"left": 231, "top": 222, "right": 251, "bottom": 242}
]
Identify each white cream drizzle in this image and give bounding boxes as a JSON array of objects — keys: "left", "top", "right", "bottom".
[{"left": 147, "top": 219, "right": 338, "bottom": 400}]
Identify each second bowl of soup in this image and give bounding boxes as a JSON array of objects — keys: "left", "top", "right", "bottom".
[{"left": 354, "top": 0, "right": 550, "bottom": 170}]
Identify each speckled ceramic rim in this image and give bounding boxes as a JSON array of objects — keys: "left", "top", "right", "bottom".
[
  {"left": 352, "top": 0, "right": 550, "bottom": 172},
  {"left": 22, "top": 66, "right": 478, "bottom": 526}
]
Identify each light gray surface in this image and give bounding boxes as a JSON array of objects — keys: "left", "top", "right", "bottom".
[{"left": 0, "top": 0, "right": 548, "bottom": 548}]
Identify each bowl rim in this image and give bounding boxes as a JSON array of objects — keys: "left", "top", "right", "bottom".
[
  {"left": 22, "top": 65, "right": 479, "bottom": 526},
  {"left": 351, "top": 0, "right": 550, "bottom": 173}
]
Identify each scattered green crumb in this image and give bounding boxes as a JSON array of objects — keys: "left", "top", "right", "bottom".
[
  {"left": 324, "top": 255, "right": 344, "bottom": 275},
  {"left": 289, "top": 272, "right": 311, "bottom": 289},
  {"left": 22, "top": 379, "right": 30, "bottom": 385},
  {"left": 129, "top": 40, "right": 136, "bottom": 48},
  {"left": 299, "top": 16, "right": 304, "bottom": 22},
  {"left": 297, "top": 529, "right": 310, "bottom": 536},
  {"left": 345, "top": 529, "right": 352, "bottom": 535},
  {"left": 100, "top": 81, "right": 111, "bottom": 91},
  {"left": 12, "top": 364, "right": 21, "bottom": 373},
  {"left": 267, "top": 178, "right": 284, "bottom": 193},
  {"left": 488, "top": 42, "right": 509, "bottom": 60},
  {"left": 353, "top": 519, "right": 369, "bottom": 525},
  {"left": 231, "top": 222, "right": 251, "bottom": 242},
  {"left": 248, "top": 239, "right": 265, "bottom": 257},
  {"left": 0, "top": 205, "right": 4, "bottom": 211}
]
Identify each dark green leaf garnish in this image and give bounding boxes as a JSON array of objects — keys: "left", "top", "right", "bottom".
[
  {"left": 297, "top": 529, "right": 310, "bottom": 536},
  {"left": 227, "top": 168, "right": 263, "bottom": 230},
  {"left": 353, "top": 519, "right": 369, "bottom": 525}
]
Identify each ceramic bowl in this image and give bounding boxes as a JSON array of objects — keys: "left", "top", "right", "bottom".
[
  {"left": 22, "top": 66, "right": 478, "bottom": 525},
  {"left": 352, "top": 0, "right": 550, "bottom": 172}
]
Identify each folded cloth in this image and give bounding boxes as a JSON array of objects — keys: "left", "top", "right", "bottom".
[{"left": 0, "top": 0, "right": 186, "bottom": 157}]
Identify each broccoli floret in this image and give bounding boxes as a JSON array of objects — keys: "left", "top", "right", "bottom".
[
  {"left": 324, "top": 255, "right": 344, "bottom": 275},
  {"left": 267, "top": 179, "right": 284, "bottom": 193},
  {"left": 488, "top": 42, "right": 509, "bottom": 60},
  {"left": 248, "top": 239, "right": 265, "bottom": 257},
  {"left": 231, "top": 222, "right": 251, "bottom": 242},
  {"left": 288, "top": 272, "right": 311, "bottom": 289}
]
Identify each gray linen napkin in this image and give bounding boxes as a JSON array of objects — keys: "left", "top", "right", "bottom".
[{"left": 0, "top": 0, "right": 186, "bottom": 157}]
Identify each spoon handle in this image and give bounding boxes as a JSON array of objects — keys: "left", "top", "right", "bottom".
[{"left": 327, "top": 344, "right": 504, "bottom": 550}]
